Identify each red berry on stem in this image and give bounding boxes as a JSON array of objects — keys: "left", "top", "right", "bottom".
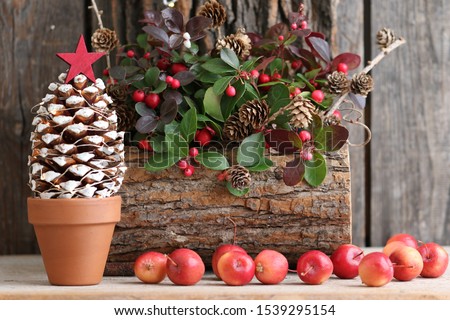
[
  {"left": 184, "top": 165, "right": 195, "bottom": 177},
  {"left": 258, "top": 73, "right": 271, "bottom": 84},
  {"left": 102, "top": 68, "right": 109, "bottom": 76},
  {"left": 250, "top": 69, "right": 259, "bottom": 79},
  {"left": 278, "top": 35, "right": 284, "bottom": 41},
  {"left": 299, "top": 130, "right": 312, "bottom": 142},
  {"left": 138, "top": 139, "right": 152, "bottom": 151},
  {"left": 132, "top": 90, "right": 145, "bottom": 103},
  {"left": 337, "top": 62, "right": 348, "bottom": 74},
  {"left": 291, "top": 60, "right": 302, "bottom": 69},
  {"left": 189, "top": 147, "right": 199, "bottom": 157},
  {"left": 333, "top": 110, "right": 342, "bottom": 120},
  {"left": 143, "top": 52, "right": 151, "bottom": 60},
  {"left": 171, "top": 63, "right": 188, "bottom": 74},
  {"left": 293, "top": 87, "right": 302, "bottom": 96},
  {"left": 301, "top": 150, "right": 313, "bottom": 161},
  {"left": 195, "top": 129, "right": 213, "bottom": 146},
  {"left": 157, "top": 58, "right": 170, "bottom": 70},
  {"left": 271, "top": 73, "right": 282, "bottom": 81},
  {"left": 171, "top": 78, "right": 181, "bottom": 89},
  {"left": 311, "top": 90, "right": 325, "bottom": 103},
  {"left": 291, "top": 23, "right": 298, "bottom": 30},
  {"left": 145, "top": 93, "right": 161, "bottom": 109},
  {"left": 178, "top": 159, "right": 189, "bottom": 170},
  {"left": 301, "top": 21, "right": 308, "bottom": 29},
  {"left": 226, "top": 85, "right": 236, "bottom": 97},
  {"left": 166, "top": 76, "right": 174, "bottom": 84},
  {"left": 127, "top": 50, "right": 135, "bottom": 58}
]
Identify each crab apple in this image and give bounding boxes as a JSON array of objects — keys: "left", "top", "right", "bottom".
[
  {"left": 217, "top": 251, "right": 255, "bottom": 286},
  {"left": 138, "top": 139, "right": 152, "bottom": 151},
  {"left": 184, "top": 165, "right": 195, "bottom": 177},
  {"left": 127, "top": 50, "right": 135, "bottom": 58},
  {"left": 250, "top": 69, "right": 259, "bottom": 79},
  {"left": 212, "top": 244, "right": 247, "bottom": 279},
  {"left": 278, "top": 35, "right": 284, "bottom": 41},
  {"left": 134, "top": 251, "right": 167, "bottom": 284},
  {"left": 189, "top": 147, "right": 199, "bottom": 157},
  {"left": 178, "top": 159, "right": 189, "bottom": 170},
  {"left": 389, "top": 246, "right": 423, "bottom": 281},
  {"left": 418, "top": 242, "right": 449, "bottom": 278},
  {"left": 291, "top": 60, "right": 302, "bottom": 69},
  {"left": 300, "top": 21, "right": 308, "bottom": 29},
  {"left": 300, "top": 150, "right": 313, "bottom": 161},
  {"left": 359, "top": 252, "right": 393, "bottom": 287},
  {"left": 271, "top": 73, "right": 282, "bottom": 81},
  {"left": 171, "top": 63, "right": 188, "bottom": 74},
  {"left": 332, "top": 110, "right": 342, "bottom": 120},
  {"left": 132, "top": 90, "right": 145, "bottom": 102},
  {"left": 311, "top": 90, "right": 325, "bottom": 103},
  {"left": 383, "top": 240, "right": 407, "bottom": 257},
  {"left": 226, "top": 85, "right": 236, "bottom": 97},
  {"left": 143, "top": 52, "right": 151, "bottom": 60},
  {"left": 290, "top": 22, "right": 298, "bottom": 30},
  {"left": 258, "top": 73, "right": 271, "bottom": 84},
  {"left": 293, "top": 87, "right": 302, "bottom": 96},
  {"left": 296, "top": 250, "right": 333, "bottom": 285},
  {"left": 299, "top": 130, "right": 312, "bottom": 142},
  {"left": 254, "top": 249, "right": 289, "bottom": 285},
  {"left": 330, "top": 244, "right": 364, "bottom": 279},
  {"left": 145, "top": 93, "right": 160, "bottom": 109},
  {"left": 337, "top": 62, "right": 348, "bottom": 74},
  {"left": 102, "top": 68, "right": 109, "bottom": 76},
  {"left": 170, "top": 78, "right": 181, "bottom": 89},
  {"left": 387, "top": 233, "right": 418, "bottom": 249},
  {"left": 157, "top": 58, "right": 171, "bottom": 70},
  {"left": 195, "top": 128, "right": 213, "bottom": 146},
  {"left": 165, "top": 75, "right": 174, "bottom": 84},
  {"left": 166, "top": 248, "right": 205, "bottom": 285}
]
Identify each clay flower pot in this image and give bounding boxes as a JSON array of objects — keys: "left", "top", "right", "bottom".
[{"left": 28, "top": 196, "right": 121, "bottom": 286}]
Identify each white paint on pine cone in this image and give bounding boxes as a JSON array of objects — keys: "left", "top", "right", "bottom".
[
  {"left": 37, "top": 106, "right": 48, "bottom": 114},
  {"left": 48, "top": 83, "right": 59, "bottom": 91},
  {"left": 95, "top": 79, "right": 105, "bottom": 91},
  {"left": 30, "top": 163, "right": 44, "bottom": 175},
  {"left": 98, "top": 146, "right": 115, "bottom": 155},
  {"left": 58, "top": 193, "right": 74, "bottom": 199},
  {"left": 104, "top": 131, "right": 118, "bottom": 140},
  {"left": 90, "top": 160, "right": 109, "bottom": 169},
  {"left": 32, "top": 117, "right": 43, "bottom": 126},
  {"left": 39, "top": 148, "right": 49, "bottom": 157},
  {"left": 75, "top": 108, "right": 95, "bottom": 119},
  {"left": 107, "top": 114, "right": 118, "bottom": 123},
  {"left": 52, "top": 156, "right": 71, "bottom": 167},
  {"left": 65, "top": 95, "right": 84, "bottom": 106},
  {"left": 58, "top": 84, "right": 73, "bottom": 94},
  {"left": 58, "top": 73, "right": 67, "bottom": 83},
  {"left": 78, "top": 186, "right": 97, "bottom": 197},
  {"left": 52, "top": 115, "right": 72, "bottom": 126},
  {"left": 93, "top": 100, "right": 107, "bottom": 108},
  {"left": 48, "top": 103, "right": 65, "bottom": 115},
  {"left": 68, "top": 164, "right": 92, "bottom": 177},
  {"left": 55, "top": 143, "right": 76, "bottom": 154},
  {"left": 74, "top": 74, "right": 87, "bottom": 84},
  {"left": 60, "top": 180, "right": 81, "bottom": 192},
  {"left": 85, "top": 171, "right": 105, "bottom": 182},
  {"left": 100, "top": 94, "right": 113, "bottom": 104},
  {"left": 41, "top": 133, "right": 60, "bottom": 145},
  {"left": 95, "top": 189, "right": 111, "bottom": 198},
  {"left": 36, "top": 123, "right": 50, "bottom": 133},
  {"left": 41, "top": 171, "right": 60, "bottom": 182},
  {"left": 92, "top": 120, "right": 109, "bottom": 130},
  {"left": 42, "top": 94, "right": 56, "bottom": 103},
  {"left": 73, "top": 152, "right": 95, "bottom": 163},
  {"left": 40, "top": 192, "right": 58, "bottom": 199},
  {"left": 66, "top": 123, "right": 86, "bottom": 135},
  {"left": 83, "top": 135, "right": 104, "bottom": 145}
]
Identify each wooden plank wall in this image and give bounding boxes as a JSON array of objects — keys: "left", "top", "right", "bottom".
[{"left": 0, "top": 0, "right": 448, "bottom": 254}]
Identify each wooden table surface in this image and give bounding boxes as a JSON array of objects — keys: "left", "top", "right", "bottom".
[{"left": 1, "top": 250, "right": 449, "bottom": 300}]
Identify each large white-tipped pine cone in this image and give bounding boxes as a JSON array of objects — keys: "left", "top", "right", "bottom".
[{"left": 28, "top": 73, "right": 127, "bottom": 199}]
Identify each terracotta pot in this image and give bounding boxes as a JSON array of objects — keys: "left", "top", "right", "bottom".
[{"left": 28, "top": 196, "right": 121, "bottom": 286}]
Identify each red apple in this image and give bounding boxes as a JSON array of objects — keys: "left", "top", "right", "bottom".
[
  {"left": 254, "top": 249, "right": 288, "bottom": 285},
  {"left": 217, "top": 250, "right": 255, "bottom": 286},
  {"left": 330, "top": 244, "right": 364, "bottom": 279},
  {"left": 133, "top": 251, "right": 167, "bottom": 284},
  {"left": 166, "top": 248, "right": 205, "bottom": 285},
  {"left": 389, "top": 246, "right": 423, "bottom": 281},
  {"left": 418, "top": 242, "right": 449, "bottom": 278},
  {"left": 296, "top": 250, "right": 333, "bottom": 285},
  {"left": 358, "top": 252, "right": 393, "bottom": 287},
  {"left": 383, "top": 240, "right": 407, "bottom": 257},
  {"left": 386, "top": 233, "right": 418, "bottom": 249},
  {"left": 211, "top": 244, "right": 247, "bottom": 279}
]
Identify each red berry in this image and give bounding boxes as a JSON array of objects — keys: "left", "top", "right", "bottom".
[
  {"left": 293, "top": 87, "right": 302, "bottom": 96},
  {"left": 278, "top": 35, "right": 284, "bottom": 41},
  {"left": 127, "top": 50, "right": 135, "bottom": 58},
  {"left": 145, "top": 93, "right": 161, "bottom": 109},
  {"left": 195, "top": 129, "right": 213, "bottom": 146},
  {"left": 184, "top": 165, "right": 195, "bottom": 177},
  {"left": 301, "top": 21, "right": 308, "bottom": 29},
  {"left": 258, "top": 73, "right": 271, "bottom": 84},
  {"left": 271, "top": 73, "right": 282, "bottom": 81},
  {"left": 143, "top": 52, "right": 151, "bottom": 60},
  {"left": 311, "top": 90, "right": 325, "bottom": 103},
  {"left": 225, "top": 85, "right": 236, "bottom": 97},
  {"left": 171, "top": 78, "right": 181, "bottom": 89},
  {"left": 299, "top": 130, "right": 312, "bottom": 142},
  {"left": 333, "top": 110, "right": 342, "bottom": 120},
  {"left": 132, "top": 90, "right": 145, "bottom": 103},
  {"left": 337, "top": 63, "right": 348, "bottom": 74},
  {"left": 138, "top": 139, "right": 152, "bottom": 151},
  {"left": 205, "top": 126, "right": 216, "bottom": 136},
  {"left": 291, "top": 60, "right": 302, "bottom": 69},
  {"left": 291, "top": 23, "right": 298, "bottom": 30},
  {"left": 250, "top": 69, "right": 259, "bottom": 79},
  {"left": 102, "top": 68, "right": 109, "bottom": 76},
  {"left": 171, "top": 63, "right": 188, "bottom": 75},
  {"left": 178, "top": 159, "right": 189, "bottom": 170},
  {"left": 189, "top": 147, "right": 199, "bottom": 157},
  {"left": 165, "top": 76, "right": 174, "bottom": 84},
  {"left": 301, "top": 150, "right": 313, "bottom": 161},
  {"left": 157, "top": 58, "right": 170, "bottom": 70}
]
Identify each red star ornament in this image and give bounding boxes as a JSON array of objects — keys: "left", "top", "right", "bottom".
[{"left": 56, "top": 35, "right": 105, "bottom": 83}]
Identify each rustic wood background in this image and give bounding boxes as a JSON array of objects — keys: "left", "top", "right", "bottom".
[{"left": 1, "top": 0, "right": 449, "bottom": 255}]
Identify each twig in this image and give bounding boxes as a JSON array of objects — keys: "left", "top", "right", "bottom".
[{"left": 324, "top": 37, "right": 406, "bottom": 117}]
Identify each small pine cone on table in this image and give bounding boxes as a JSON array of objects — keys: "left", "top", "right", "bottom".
[
  {"left": 376, "top": 27, "right": 396, "bottom": 49},
  {"left": 223, "top": 113, "right": 252, "bottom": 141},
  {"left": 28, "top": 73, "right": 126, "bottom": 199},
  {"left": 106, "top": 83, "right": 129, "bottom": 103},
  {"left": 350, "top": 72, "right": 374, "bottom": 96},
  {"left": 238, "top": 99, "right": 269, "bottom": 129},
  {"left": 198, "top": 0, "right": 227, "bottom": 29},
  {"left": 227, "top": 165, "right": 251, "bottom": 190},
  {"left": 286, "top": 95, "right": 317, "bottom": 129},
  {"left": 111, "top": 103, "right": 137, "bottom": 132},
  {"left": 326, "top": 71, "right": 350, "bottom": 95},
  {"left": 216, "top": 28, "right": 252, "bottom": 59},
  {"left": 91, "top": 28, "right": 120, "bottom": 53}
]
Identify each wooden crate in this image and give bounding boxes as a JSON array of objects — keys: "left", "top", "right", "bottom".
[{"left": 105, "top": 146, "right": 352, "bottom": 275}]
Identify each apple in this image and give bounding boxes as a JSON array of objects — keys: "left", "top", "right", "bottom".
[
  {"left": 211, "top": 244, "right": 247, "bottom": 279},
  {"left": 166, "top": 248, "right": 205, "bottom": 285},
  {"left": 330, "top": 244, "right": 364, "bottom": 279},
  {"left": 383, "top": 240, "right": 407, "bottom": 257},
  {"left": 296, "top": 250, "right": 333, "bottom": 285},
  {"left": 254, "top": 249, "right": 289, "bottom": 285},
  {"left": 418, "top": 242, "right": 449, "bottom": 278},
  {"left": 134, "top": 251, "right": 167, "bottom": 284},
  {"left": 389, "top": 246, "right": 423, "bottom": 281},
  {"left": 386, "top": 233, "right": 418, "bottom": 249},
  {"left": 358, "top": 252, "right": 393, "bottom": 287},
  {"left": 217, "top": 250, "right": 255, "bottom": 286}
]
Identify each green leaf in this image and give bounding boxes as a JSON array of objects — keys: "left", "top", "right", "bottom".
[
  {"left": 203, "top": 87, "right": 223, "bottom": 122},
  {"left": 213, "top": 76, "right": 234, "bottom": 95},
  {"left": 197, "top": 151, "right": 230, "bottom": 170},
  {"left": 226, "top": 181, "right": 250, "bottom": 197},
  {"left": 269, "top": 57, "right": 283, "bottom": 75},
  {"left": 305, "top": 68, "right": 321, "bottom": 80},
  {"left": 150, "top": 135, "right": 165, "bottom": 153},
  {"left": 296, "top": 73, "right": 316, "bottom": 91},
  {"left": 237, "top": 132, "right": 265, "bottom": 167},
  {"left": 184, "top": 96, "right": 198, "bottom": 110},
  {"left": 202, "top": 58, "right": 236, "bottom": 74},
  {"left": 314, "top": 125, "right": 349, "bottom": 152},
  {"left": 267, "top": 84, "right": 290, "bottom": 115},
  {"left": 180, "top": 107, "right": 197, "bottom": 142},
  {"left": 242, "top": 57, "right": 261, "bottom": 71},
  {"left": 144, "top": 67, "right": 160, "bottom": 87},
  {"left": 220, "top": 47, "right": 240, "bottom": 69},
  {"left": 136, "top": 33, "right": 149, "bottom": 50},
  {"left": 144, "top": 153, "right": 178, "bottom": 172},
  {"left": 244, "top": 82, "right": 260, "bottom": 99},
  {"left": 247, "top": 157, "right": 273, "bottom": 172},
  {"left": 304, "top": 152, "right": 327, "bottom": 187},
  {"left": 165, "top": 133, "right": 189, "bottom": 158},
  {"left": 164, "top": 122, "right": 180, "bottom": 134}
]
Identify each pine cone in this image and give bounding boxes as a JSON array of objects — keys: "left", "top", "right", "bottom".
[
  {"left": 286, "top": 95, "right": 316, "bottom": 129},
  {"left": 227, "top": 165, "right": 251, "bottom": 190},
  {"left": 28, "top": 73, "right": 126, "bottom": 199},
  {"left": 91, "top": 28, "right": 119, "bottom": 53},
  {"left": 350, "top": 72, "right": 374, "bottom": 96},
  {"left": 198, "top": 0, "right": 227, "bottom": 29},
  {"left": 106, "top": 83, "right": 128, "bottom": 103},
  {"left": 238, "top": 99, "right": 269, "bottom": 129},
  {"left": 376, "top": 28, "right": 396, "bottom": 49},
  {"left": 326, "top": 71, "right": 350, "bottom": 95},
  {"left": 216, "top": 28, "right": 252, "bottom": 59},
  {"left": 223, "top": 113, "right": 252, "bottom": 141},
  {"left": 111, "top": 103, "right": 137, "bottom": 132}
]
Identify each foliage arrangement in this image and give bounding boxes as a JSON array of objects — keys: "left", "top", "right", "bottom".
[{"left": 89, "top": 0, "right": 405, "bottom": 196}]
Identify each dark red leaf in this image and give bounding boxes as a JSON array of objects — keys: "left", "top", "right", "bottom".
[
  {"left": 265, "top": 129, "right": 298, "bottom": 154},
  {"left": 266, "top": 23, "right": 289, "bottom": 39},
  {"left": 169, "top": 34, "right": 183, "bottom": 49},
  {"left": 288, "top": 12, "right": 301, "bottom": 24},
  {"left": 297, "top": 49, "right": 320, "bottom": 70},
  {"left": 140, "top": 10, "right": 163, "bottom": 26},
  {"left": 142, "top": 25, "right": 169, "bottom": 44},
  {"left": 159, "top": 98, "right": 178, "bottom": 124},
  {"left": 255, "top": 56, "right": 276, "bottom": 72},
  {"left": 186, "top": 16, "right": 212, "bottom": 40},
  {"left": 283, "top": 156, "right": 305, "bottom": 186},
  {"left": 173, "top": 71, "right": 195, "bottom": 86},
  {"left": 331, "top": 53, "right": 361, "bottom": 71},
  {"left": 161, "top": 8, "right": 184, "bottom": 33},
  {"left": 247, "top": 32, "right": 263, "bottom": 45},
  {"left": 315, "top": 125, "right": 349, "bottom": 151},
  {"left": 163, "top": 90, "right": 183, "bottom": 104},
  {"left": 136, "top": 115, "right": 158, "bottom": 134},
  {"left": 306, "top": 36, "right": 331, "bottom": 62},
  {"left": 290, "top": 29, "right": 311, "bottom": 38}
]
